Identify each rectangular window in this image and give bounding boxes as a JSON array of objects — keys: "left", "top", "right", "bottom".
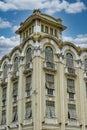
[
  {"left": 12, "top": 106, "right": 18, "bottom": 122},
  {"left": 67, "top": 79, "right": 75, "bottom": 100},
  {"left": 26, "top": 30, "right": 28, "bottom": 38},
  {"left": 32, "top": 26, "right": 34, "bottom": 33},
  {"left": 54, "top": 29, "right": 57, "bottom": 37},
  {"left": 29, "top": 28, "right": 31, "bottom": 35},
  {"left": 13, "top": 82, "right": 18, "bottom": 102},
  {"left": 26, "top": 75, "right": 32, "bottom": 96},
  {"left": 23, "top": 32, "right": 25, "bottom": 40},
  {"left": 2, "top": 87, "right": 7, "bottom": 106},
  {"left": 68, "top": 104, "right": 77, "bottom": 120},
  {"left": 25, "top": 102, "right": 32, "bottom": 119},
  {"left": 86, "top": 83, "right": 87, "bottom": 98},
  {"left": 46, "top": 101, "right": 55, "bottom": 118},
  {"left": 1, "top": 110, "right": 6, "bottom": 125},
  {"left": 45, "top": 74, "right": 54, "bottom": 96},
  {"left": 67, "top": 79, "right": 75, "bottom": 93},
  {"left": 41, "top": 25, "right": 44, "bottom": 32},
  {"left": 45, "top": 26, "right": 48, "bottom": 34},
  {"left": 50, "top": 28, "right": 53, "bottom": 35}
]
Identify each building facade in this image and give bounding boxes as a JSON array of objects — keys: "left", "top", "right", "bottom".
[{"left": 0, "top": 9, "right": 87, "bottom": 130}]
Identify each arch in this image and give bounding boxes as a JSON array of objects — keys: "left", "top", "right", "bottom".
[
  {"left": 21, "top": 40, "right": 34, "bottom": 56},
  {"left": 40, "top": 38, "right": 60, "bottom": 54},
  {"left": 62, "top": 45, "right": 79, "bottom": 60}
]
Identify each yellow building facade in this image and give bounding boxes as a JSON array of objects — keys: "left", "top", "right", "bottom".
[{"left": 0, "top": 9, "right": 87, "bottom": 130}]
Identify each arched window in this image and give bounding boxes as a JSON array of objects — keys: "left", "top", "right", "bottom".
[
  {"left": 26, "top": 48, "right": 32, "bottom": 64},
  {"left": 14, "top": 57, "right": 18, "bottom": 73},
  {"left": 3, "top": 63, "right": 8, "bottom": 79},
  {"left": 84, "top": 58, "right": 87, "bottom": 71},
  {"left": 45, "top": 46, "right": 54, "bottom": 68},
  {"left": 66, "top": 53, "right": 74, "bottom": 68}
]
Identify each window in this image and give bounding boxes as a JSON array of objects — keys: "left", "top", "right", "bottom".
[
  {"left": 14, "top": 57, "right": 19, "bottom": 73},
  {"left": 25, "top": 102, "right": 32, "bottom": 119},
  {"left": 2, "top": 87, "right": 7, "bottom": 106},
  {"left": 12, "top": 106, "right": 18, "bottom": 122},
  {"left": 26, "top": 75, "right": 32, "bottom": 96},
  {"left": 66, "top": 53, "right": 74, "bottom": 68},
  {"left": 26, "top": 30, "right": 28, "bottom": 38},
  {"left": 50, "top": 28, "right": 53, "bottom": 35},
  {"left": 26, "top": 48, "right": 32, "bottom": 68},
  {"left": 45, "top": 46, "right": 54, "bottom": 68},
  {"left": 46, "top": 101, "right": 55, "bottom": 118},
  {"left": 54, "top": 29, "right": 57, "bottom": 37},
  {"left": 86, "top": 83, "right": 87, "bottom": 98},
  {"left": 13, "top": 82, "right": 18, "bottom": 102},
  {"left": 29, "top": 28, "right": 31, "bottom": 35},
  {"left": 41, "top": 25, "right": 44, "bottom": 32},
  {"left": 1, "top": 110, "right": 6, "bottom": 125},
  {"left": 3, "top": 63, "right": 8, "bottom": 79},
  {"left": 67, "top": 79, "right": 75, "bottom": 100},
  {"left": 84, "top": 58, "right": 87, "bottom": 71},
  {"left": 68, "top": 104, "right": 77, "bottom": 120},
  {"left": 45, "top": 74, "right": 54, "bottom": 96},
  {"left": 32, "top": 26, "right": 34, "bottom": 33},
  {"left": 45, "top": 26, "right": 48, "bottom": 33}
]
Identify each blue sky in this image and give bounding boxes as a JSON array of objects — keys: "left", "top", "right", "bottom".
[{"left": 0, "top": 0, "right": 87, "bottom": 58}]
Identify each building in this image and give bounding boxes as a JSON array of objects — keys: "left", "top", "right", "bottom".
[{"left": 0, "top": 9, "right": 87, "bottom": 130}]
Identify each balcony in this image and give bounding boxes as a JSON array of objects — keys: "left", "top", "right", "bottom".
[
  {"left": 23, "top": 62, "right": 33, "bottom": 74},
  {"left": 67, "top": 119, "right": 79, "bottom": 126},
  {"left": 11, "top": 71, "right": 19, "bottom": 81},
  {"left": 0, "top": 78, "right": 7, "bottom": 86},
  {"left": 65, "top": 67, "right": 77, "bottom": 77},
  {"left": 23, "top": 118, "right": 33, "bottom": 126},
  {"left": 43, "top": 61, "right": 57, "bottom": 72}
]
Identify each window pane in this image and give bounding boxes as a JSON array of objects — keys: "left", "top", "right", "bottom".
[
  {"left": 2, "top": 87, "right": 7, "bottom": 101},
  {"left": 84, "top": 59, "right": 87, "bottom": 71},
  {"left": 26, "top": 48, "right": 32, "bottom": 64},
  {"left": 3, "top": 63, "right": 8, "bottom": 78},
  {"left": 67, "top": 79, "right": 75, "bottom": 93},
  {"left": 1, "top": 110, "right": 6, "bottom": 125},
  {"left": 46, "top": 101, "right": 55, "bottom": 118},
  {"left": 14, "top": 57, "right": 18, "bottom": 72},
  {"left": 12, "top": 106, "right": 18, "bottom": 122},
  {"left": 68, "top": 104, "right": 77, "bottom": 119},
  {"left": 45, "top": 46, "right": 54, "bottom": 68},
  {"left": 26, "top": 75, "right": 32, "bottom": 96},
  {"left": 45, "top": 26, "right": 48, "bottom": 33},
  {"left": 66, "top": 53, "right": 74, "bottom": 68},
  {"left": 86, "top": 83, "right": 87, "bottom": 98},
  {"left": 25, "top": 102, "right": 32, "bottom": 118}
]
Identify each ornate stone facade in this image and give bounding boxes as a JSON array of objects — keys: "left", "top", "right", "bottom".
[{"left": 0, "top": 9, "right": 87, "bottom": 130}]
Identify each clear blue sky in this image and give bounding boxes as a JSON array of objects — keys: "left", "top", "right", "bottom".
[{"left": 0, "top": 0, "right": 87, "bottom": 58}]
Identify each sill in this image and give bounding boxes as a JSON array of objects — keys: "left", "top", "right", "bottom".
[
  {"left": 46, "top": 94, "right": 55, "bottom": 97},
  {"left": 0, "top": 124, "right": 6, "bottom": 129},
  {"left": 23, "top": 118, "right": 33, "bottom": 125},
  {"left": 10, "top": 122, "right": 19, "bottom": 128},
  {"left": 68, "top": 119, "right": 79, "bottom": 126},
  {"left": 44, "top": 117, "right": 58, "bottom": 124}
]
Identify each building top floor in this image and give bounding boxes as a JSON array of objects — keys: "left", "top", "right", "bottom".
[
  {"left": 0, "top": 9, "right": 87, "bottom": 80},
  {"left": 16, "top": 9, "right": 66, "bottom": 43}
]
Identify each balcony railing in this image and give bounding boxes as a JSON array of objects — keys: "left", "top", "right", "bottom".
[
  {"left": 43, "top": 61, "right": 57, "bottom": 72},
  {"left": 65, "top": 67, "right": 76, "bottom": 77},
  {"left": 11, "top": 71, "right": 19, "bottom": 81},
  {"left": 23, "top": 62, "right": 33, "bottom": 74}
]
